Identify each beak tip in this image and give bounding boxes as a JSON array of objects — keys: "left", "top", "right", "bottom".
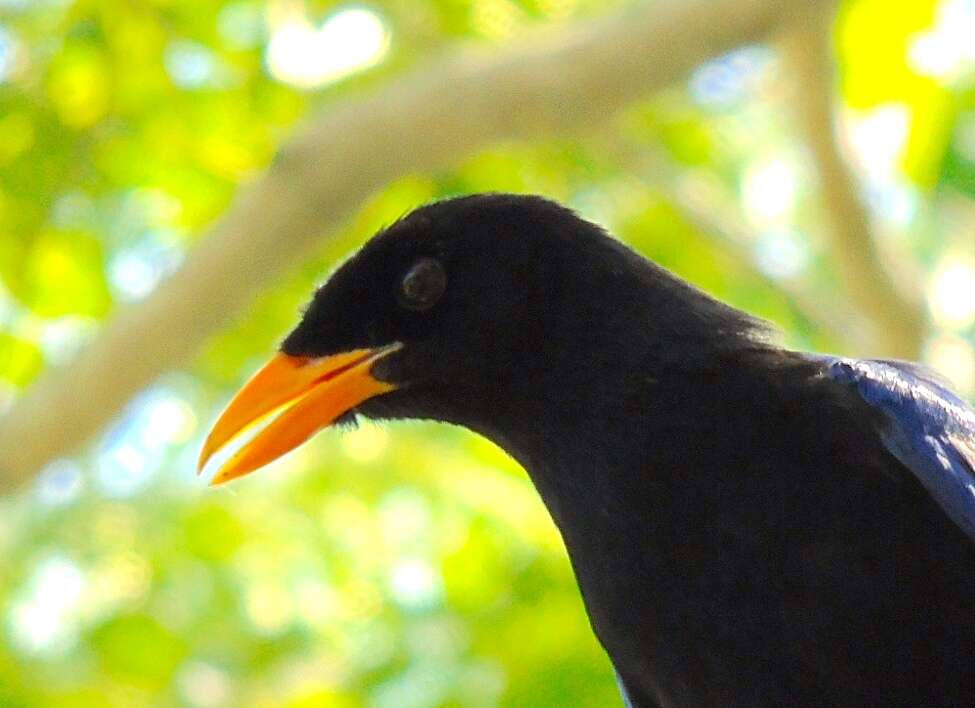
[
  {"left": 196, "top": 449, "right": 212, "bottom": 475},
  {"left": 209, "top": 466, "right": 244, "bottom": 487}
]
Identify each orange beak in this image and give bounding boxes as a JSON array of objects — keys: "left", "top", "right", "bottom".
[{"left": 198, "top": 343, "right": 401, "bottom": 485}]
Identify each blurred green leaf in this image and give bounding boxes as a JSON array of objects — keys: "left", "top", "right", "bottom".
[
  {"left": 91, "top": 614, "right": 188, "bottom": 686},
  {"left": 21, "top": 230, "right": 111, "bottom": 317},
  {"left": 0, "top": 333, "right": 43, "bottom": 386}
]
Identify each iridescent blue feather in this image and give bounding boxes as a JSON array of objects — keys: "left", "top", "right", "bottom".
[{"left": 819, "top": 357, "right": 975, "bottom": 541}]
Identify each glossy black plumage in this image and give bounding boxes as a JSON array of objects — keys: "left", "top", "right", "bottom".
[{"left": 281, "top": 194, "right": 975, "bottom": 707}]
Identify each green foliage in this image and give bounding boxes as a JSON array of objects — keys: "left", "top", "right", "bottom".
[
  {"left": 0, "top": 333, "right": 42, "bottom": 385},
  {"left": 1, "top": 0, "right": 975, "bottom": 706}
]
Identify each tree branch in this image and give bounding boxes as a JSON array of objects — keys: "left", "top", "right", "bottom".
[
  {"left": 781, "top": 4, "right": 928, "bottom": 359},
  {"left": 645, "top": 155, "right": 875, "bottom": 348},
  {"left": 0, "top": 0, "right": 823, "bottom": 490},
  {"left": 588, "top": 130, "right": 874, "bottom": 347}
]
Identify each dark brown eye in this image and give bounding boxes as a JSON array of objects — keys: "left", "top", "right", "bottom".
[{"left": 398, "top": 257, "right": 446, "bottom": 311}]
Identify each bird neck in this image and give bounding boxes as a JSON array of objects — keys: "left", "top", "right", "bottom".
[{"left": 460, "top": 327, "right": 774, "bottom": 540}]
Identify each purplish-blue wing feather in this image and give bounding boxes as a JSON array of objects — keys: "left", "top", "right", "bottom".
[{"left": 819, "top": 357, "right": 975, "bottom": 541}]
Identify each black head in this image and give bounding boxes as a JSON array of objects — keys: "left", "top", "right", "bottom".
[
  {"left": 201, "top": 193, "right": 766, "bottom": 484},
  {"left": 282, "top": 193, "right": 764, "bottom": 428}
]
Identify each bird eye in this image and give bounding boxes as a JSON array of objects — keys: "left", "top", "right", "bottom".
[{"left": 398, "top": 257, "right": 446, "bottom": 311}]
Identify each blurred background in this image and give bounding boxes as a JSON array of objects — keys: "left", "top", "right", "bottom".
[{"left": 1, "top": 0, "right": 974, "bottom": 705}]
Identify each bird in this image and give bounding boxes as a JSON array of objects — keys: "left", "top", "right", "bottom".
[{"left": 199, "top": 193, "right": 975, "bottom": 708}]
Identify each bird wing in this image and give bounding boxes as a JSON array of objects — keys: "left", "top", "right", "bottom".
[{"left": 820, "top": 357, "right": 975, "bottom": 541}]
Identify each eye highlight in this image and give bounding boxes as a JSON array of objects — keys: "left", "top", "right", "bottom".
[{"left": 398, "top": 257, "right": 447, "bottom": 311}]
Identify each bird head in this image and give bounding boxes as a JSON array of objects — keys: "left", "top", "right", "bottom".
[
  {"left": 199, "top": 193, "right": 762, "bottom": 484},
  {"left": 199, "top": 194, "right": 584, "bottom": 483}
]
